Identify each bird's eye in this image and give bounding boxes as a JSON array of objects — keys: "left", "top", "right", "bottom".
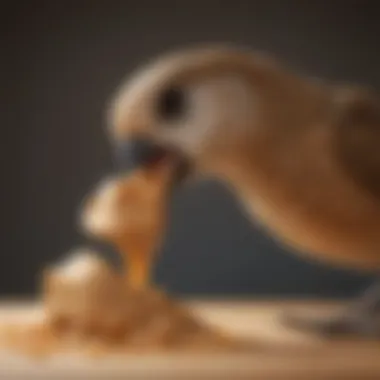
[{"left": 156, "top": 86, "right": 186, "bottom": 121}]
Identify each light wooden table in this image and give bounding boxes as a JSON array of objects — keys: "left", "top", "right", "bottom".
[{"left": 0, "top": 299, "right": 379, "bottom": 379}]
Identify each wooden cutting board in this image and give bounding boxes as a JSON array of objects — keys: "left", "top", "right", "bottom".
[{"left": 0, "top": 299, "right": 379, "bottom": 380}]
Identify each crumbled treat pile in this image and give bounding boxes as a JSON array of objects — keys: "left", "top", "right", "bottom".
[
  {"left": 0, "top": 251, "right": 239, "bottom": 357},
  {"left": 0, "top": 163, "right": 246, "bottom": 357}
]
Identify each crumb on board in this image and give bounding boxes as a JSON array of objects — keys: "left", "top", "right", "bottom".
[{"left": 0, "top": 253, "right": 244, "bottom": 358}]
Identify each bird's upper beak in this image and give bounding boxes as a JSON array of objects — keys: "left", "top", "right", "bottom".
[{"left": 114, "top": 137, "right": 191, "bottom": 185}]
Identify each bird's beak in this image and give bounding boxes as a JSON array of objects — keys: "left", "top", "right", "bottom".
[
  {"left": 114, "top": 137, "right": 166, "bottom": 173},
  {"left": 114, "top": 137, "right": 192, "bottom": 186}
]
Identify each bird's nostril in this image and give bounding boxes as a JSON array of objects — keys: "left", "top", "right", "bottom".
[{"left": 114, "top": 138, "right": 166, "bottom": 173}]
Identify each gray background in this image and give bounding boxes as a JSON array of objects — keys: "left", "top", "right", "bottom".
[{"left": 2, "top": 0, "right": 379, "bottom": 297}]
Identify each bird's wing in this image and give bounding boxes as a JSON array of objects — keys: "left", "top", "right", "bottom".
[{"left": 334, "top": 87, "right": 380, "bottom": 200}]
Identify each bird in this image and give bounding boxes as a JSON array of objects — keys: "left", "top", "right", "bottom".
[{"left": 105, "top": 45, "right": 380, "bottom": 337}]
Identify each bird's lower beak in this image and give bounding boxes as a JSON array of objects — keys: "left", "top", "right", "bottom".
[{"left": 114, "top": 137, "right": 191, "bottom": 186}]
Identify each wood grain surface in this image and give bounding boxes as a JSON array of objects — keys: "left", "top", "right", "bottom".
[{"left": 0, "top": 299, "right": 379, "bottom": 380}]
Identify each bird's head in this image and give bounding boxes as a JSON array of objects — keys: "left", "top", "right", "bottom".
[{"left": 108, "top": 46, "right": 321, "bottom": 185}]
